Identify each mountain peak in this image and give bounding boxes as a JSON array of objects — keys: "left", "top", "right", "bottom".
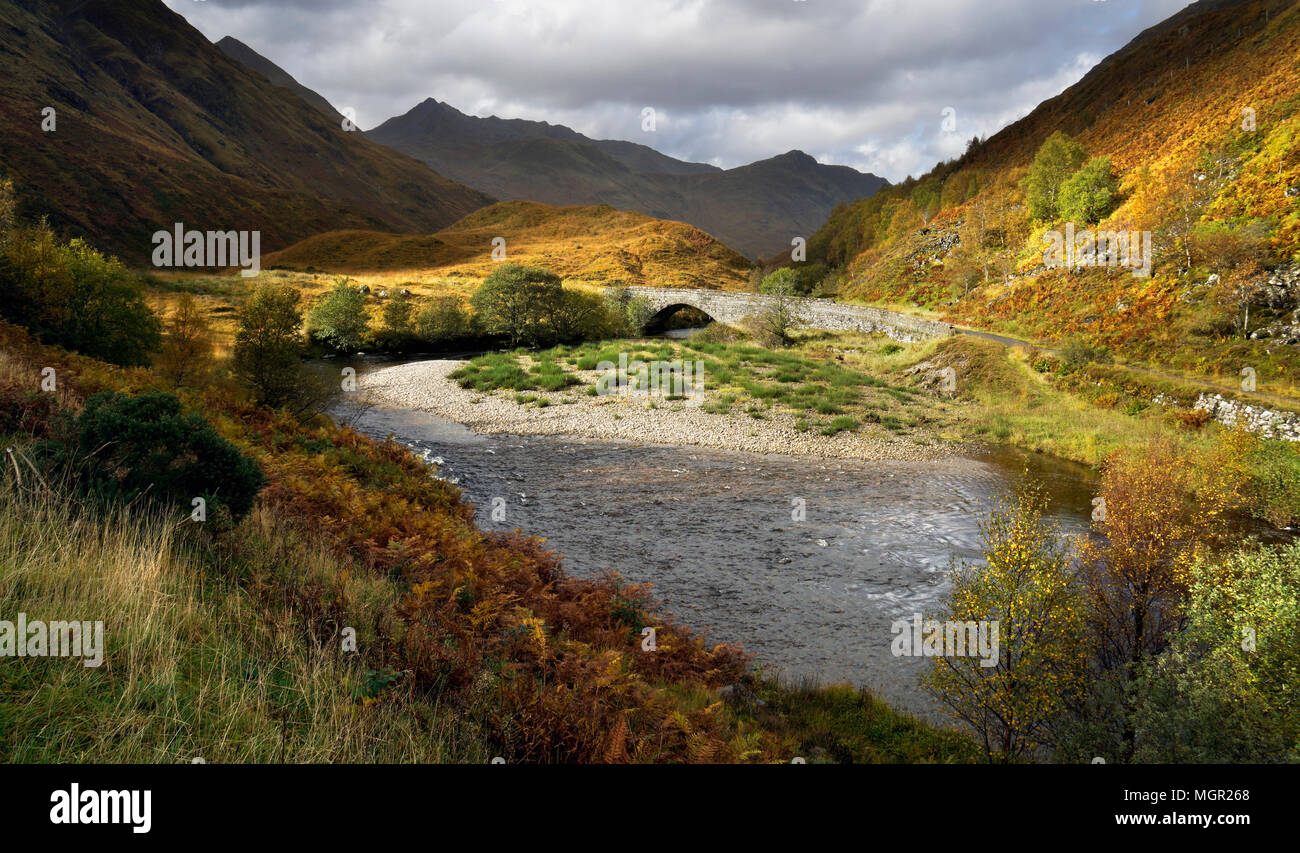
[{"left": 778, "top": 149, "right": 817, "bottom": 164}]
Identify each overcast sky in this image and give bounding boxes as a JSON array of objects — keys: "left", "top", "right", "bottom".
[{"left": 163, "top": 0, "right": 1194, "bottom": 182}]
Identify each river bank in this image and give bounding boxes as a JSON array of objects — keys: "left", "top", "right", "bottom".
[{"left": 360, "top": 359, "right": 951, "bottom": 462}]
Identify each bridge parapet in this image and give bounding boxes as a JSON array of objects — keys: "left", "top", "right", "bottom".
[{"left": 620, "top": 286, "right": 953, "bottom": 343}]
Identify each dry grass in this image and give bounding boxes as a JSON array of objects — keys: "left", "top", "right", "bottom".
[
  {"left": 261, "top": 200, "right": 752, "bottom": 289},
  {"left": 0, "top": 483, "right": 486, "bottom": 763}
]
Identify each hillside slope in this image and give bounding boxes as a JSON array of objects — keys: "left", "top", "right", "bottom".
[
  {"left": 0, "top": 0, "right": 492, "bottom": 263},
  {"left": 264, "top": 200, "right": 752, "bottom": 289},
  {"left": 804, "top": 0, "right": 1300, "bottom": 389},
  {"left": 215, "top": 36, "right": 345, "bottom": 125},
  {"left": 367, "top": 98, "right": 888, "bottom": 259}
]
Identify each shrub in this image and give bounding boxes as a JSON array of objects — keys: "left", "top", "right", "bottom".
[
  {"left": 604, "top": 286, "right": 656, "bottom": 335},
  {"left": 924, "top": 481, "right": 1090, "bottom": 761},
  {"left": 750, "top": 268, "right": 806, "bottom": 347},
  {"left": 1059, "top": 156, "right": 1118, "bottom": 224},
  {"left": 1171, "top": 407, "right": 1213, "bottom": 430},
  {"left": 157, "top": 293, "right": 214, "bottom": 387},
  {"left": 233, "top": 283, "right": 306, "bottom": 408},
  {"left": 1130, "top": 542, "right": 1300, "bottom": 762},
  {"left": 692, "top": 322, "right": 745, "bottom": 344},
  {"left": 380, "top": 291, "right": 414, "bottom": 338},
  {"left": 415, "top": 296, "right": 474, "bottom": 344},
  {"left": 0, "top": 217, "right": 161, "bottom": 367},
  {"left": 37, "top": 391, "right": 265, "bottom": 522},
  {"left": 308, "top": 278, "right": 369, "bottom": 352},
  {"left": 1058, "top": 337, "right": 1111, "bottom": 369}
]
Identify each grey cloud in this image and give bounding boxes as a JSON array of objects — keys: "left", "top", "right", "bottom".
[{"left": 164, "top": 0, "right": 1192, "bottom": 181}]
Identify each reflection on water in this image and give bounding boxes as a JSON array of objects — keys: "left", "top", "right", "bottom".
[
  {"left": 341, "top": 388, "right": 1097, "bottom": 719},
  {"left": 655, "top": 326, "right": 708, "bottom": 340}
]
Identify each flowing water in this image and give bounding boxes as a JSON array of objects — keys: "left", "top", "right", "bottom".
[{"left": 332, "top": 355, "right": 1105, "bottom": 719}]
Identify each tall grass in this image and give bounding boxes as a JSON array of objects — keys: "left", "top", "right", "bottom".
[{"left": 0, "top": 482, "right": 485, "bottom": 763}]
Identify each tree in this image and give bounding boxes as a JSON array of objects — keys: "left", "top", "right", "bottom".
[
  {"left": 382, "top": 291, "right": 414, "bottom": 335},
  {"left": 548, "top": 289, "right": 616, "bottom": 342},
  {"left": 751, "top": 268, "right": 806, "bottom": 346},
  {"left": 1059, "top": 156, "right": 1118, "bottom": 224},
  {"left": 1021, "top": 131, "right": 1088, "bottom": 221},
  {"left": 157, "top": 293, "right": 213, "bottom": 387},
  {"left": 470, "top": 263, "right": 565, "bottom": 348},
  {"left": 1076, "top": 436, "right": 1250, "bottom": 759},
  {"left": 1196, "top": 220, "right": 1271, "bottom": 338},
  {"left": 959, "top": 181, "right": 1029, "bottom": 288},
  {"left": 415, "top": 295, "right": 473, "bottom": 343},
  {"left": 1130, "top": 542, "right": 1300, "bottom": 763},
  {"left": 1150, "top": 147, "right": 1227, "bottom": 274},
  {"left": 0, "top": 220, "right": 161, "bottom": 367},
  {"left": 924, "top": 481, "right": 1091, "bottom": 761},
  {"left": 603, "top": 286, "right": 655, "bottom": 336},
  {"left": 308, "top": 278, "right": 369, "bottom": 352},
  {"left": 233, "top": 283, "right": 304, "bottom": 408}
]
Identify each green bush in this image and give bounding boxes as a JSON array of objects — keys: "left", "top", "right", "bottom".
[
  {"left": 1059, "top": 156, "right": 1118, "bottom": 224},
  {"left": 233, "top": 283, "right": 306, "bottom": 408},
  {"left": 470, "top": 263, "right": 563, "bottom": 348},
  {"left": 380, "top": 291, "right": 414, "bottom": 339},
  {"left": 38, "top": 391, "right": 265, "bottom": 522},
  {"left": 1130, "top": 542, "right": 1300, "bottom": 763},
  {"left": 603, "top": 286, "right": 656, "bottom": 335},
  {"left": 1021, "top": 131, "right": 1088, "bottom": 221},
  {"left": 1058, "top": 337, "right": 1111, "bottom": 369},
  {"left": 0, "top": 220, "right": 160, "bottom": 367},
  {"left": 415, "top": 296, "right": 474, "bottom": 344},
  {"left": 308, "top": 278, "right": 369, "bottom": 352}
]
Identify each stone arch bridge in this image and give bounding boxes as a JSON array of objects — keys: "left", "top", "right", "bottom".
[{"left": 622, "top": 286, "right": 955, "bottom": 343}]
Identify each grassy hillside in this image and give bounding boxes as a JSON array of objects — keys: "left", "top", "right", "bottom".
[
  {"left": 801, "top": 0, "right": 1300, "bottom": 395},
  {"left": 215, "top": 36, "right": 345, "bottom": 125},
  {"left": 263, "top": 200, "right": 753, "bottom": 290},
  {"left": 0, "top": 0, "right": 492, "bottom": 263}
]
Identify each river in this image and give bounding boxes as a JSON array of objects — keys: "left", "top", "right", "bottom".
[{"left": 329, "top": 354, "right": 1104, "bottom": 720}]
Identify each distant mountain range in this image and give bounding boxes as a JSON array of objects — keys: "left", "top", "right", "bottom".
[
  {"left": 0, "top": 0, "right": 492, "bottom": 263},
  {"left": 0, "top": 0, "right": 887, "bottom": 268},
  {"left": 210, "top": 38, "right": 887, "bottom": 260},
  {"left": 366, "top": 98, "right": 888, "bottom": 259}
]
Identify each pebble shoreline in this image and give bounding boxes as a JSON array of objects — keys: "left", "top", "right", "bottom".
[{"left": 361, "top": 359, "right": 949, "bottom": 462}]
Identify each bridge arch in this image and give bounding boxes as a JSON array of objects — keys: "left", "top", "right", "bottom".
[
  {"left": 616, "top": 285, "right": 956, "bottom": 343},
  {"left": 642, "top": 302, "right": 719, "bottom": 333}
]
